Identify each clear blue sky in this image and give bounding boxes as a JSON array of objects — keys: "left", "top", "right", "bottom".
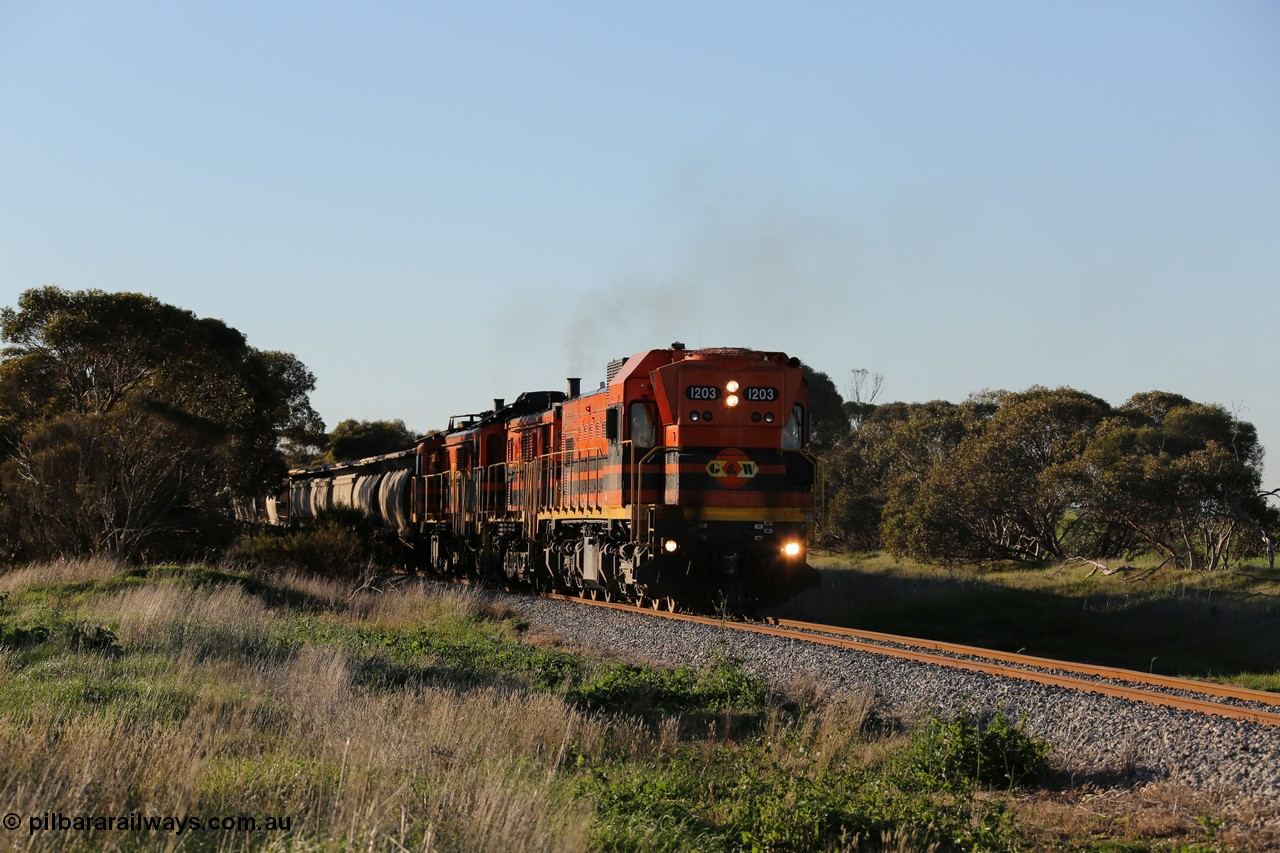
[{"left": 3, "top": 2, "right": 1277, "bottom": 484}]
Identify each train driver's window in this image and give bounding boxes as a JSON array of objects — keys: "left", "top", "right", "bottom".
[
  {"left": 783, "top": 404, "right": 804, "bottom": 449},
  {"left": 629, "top": 402, "right": 656, "bottom": 448}
]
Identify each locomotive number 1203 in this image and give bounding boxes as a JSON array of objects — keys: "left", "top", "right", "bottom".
[{"left": 686, "top": 385, "right": 720, "bottom": 400}]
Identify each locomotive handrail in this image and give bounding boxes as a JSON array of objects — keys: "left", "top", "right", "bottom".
[
  {"left": 511, "top": 453, "right": 561, "bottom": 542},
  {"left": 480, "top": 462, "right": 510, "bottom": 531},
  {"left": 419, "top": 471, "right": 450, "bottom": 522},
  {"left": 629, "top": 443, "right": 668, "bottom": 544},
  {"left": 451, "top": 470, "right": 465, "bottom": 537},
  {"left": 521, "top": 446, "right": 609, "bottom": 514}
]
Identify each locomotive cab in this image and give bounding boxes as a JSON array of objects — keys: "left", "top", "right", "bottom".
[{"left": 621, "top": 347, "right": 819, "bottom": 608}]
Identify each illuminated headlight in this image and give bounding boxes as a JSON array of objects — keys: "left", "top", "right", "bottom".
[
  {"left": 783, "top": 542, "right": 802, "bottom": 557},
  {"left": 689, "top": 411, "right": 700, "bottom": 421},
  {"left": 664, "top": 539, "right": 679, "bottom": 553},
  {"left": 764, "top": 412, "right": 775, "bottom": 423},
  {"left": 725, "top": 394, "right": 739, "bottom": 407},
  {"left": 726, "top": 380, "right": 740, "bottom": 393}
]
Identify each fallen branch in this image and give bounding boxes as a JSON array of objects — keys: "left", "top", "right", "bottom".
[
  {"left": 1065, "top": 557, "right": 1137, "bottom": 578},
  {"left": 1237, "top": 573, "right": 1280, "bottom": 597}
]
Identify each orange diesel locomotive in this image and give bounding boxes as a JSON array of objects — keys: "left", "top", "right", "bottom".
[{"left": 289, "top": 344, "right": 820, "bottom": 610}]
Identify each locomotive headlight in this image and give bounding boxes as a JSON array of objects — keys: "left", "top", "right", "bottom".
[
  {"left": 764, "top": 412, "right": 775, "bottom": 423},
  {"left": 783, "top": 542, "right": 802, "bottom": 557},
  {"left": 664, "top": 539, "right": 679, "bottom": 553},
  {"left": 725, "top": 394, "right": 740, "bottom": 407},
  {"left": 726, "top": 380, "right": 740, "bottom": 393}
]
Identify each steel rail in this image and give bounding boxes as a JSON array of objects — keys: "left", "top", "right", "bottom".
[
  {"left": 768, "top": 617, "right": 1280, "bottom": 709},
  {"left": 543, "top": 593, "right": 1280, "bottom": 728}
]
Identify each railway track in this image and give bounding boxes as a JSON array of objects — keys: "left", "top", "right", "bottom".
[{"left": 544, "top": 591, "right": 1280, "bottom": 727}]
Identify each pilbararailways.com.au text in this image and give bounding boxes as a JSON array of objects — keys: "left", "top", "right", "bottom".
[{"left": 10, "top": 811, "right": 293, "bottom": 836}]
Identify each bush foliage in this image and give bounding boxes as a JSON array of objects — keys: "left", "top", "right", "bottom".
[
  {"left": 902, "top": 708, "right": 1051, "bottom": 792},
  {"left": 807, "top": 365, "right": 1278, "bottom": 571},
  {"left": 0, "top": 287, "right": 324, "bottom": 562}
]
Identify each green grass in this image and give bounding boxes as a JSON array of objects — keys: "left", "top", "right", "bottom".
[
  {"left": 587, "top": 741, "right": 1023, "bottom": 852},
  {"left": 569, "top": 657, "right": 769, "bottom": 720},
  {"left": 0, "top": 559, "right": 1271, "bottom": 851},
  {"left": 770, "top": 552, "right": 1280, "bottom": 688}
]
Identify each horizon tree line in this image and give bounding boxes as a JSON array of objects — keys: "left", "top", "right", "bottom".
[
  {"left": 803, "top": 365, "right": 1279, "bottom": 571},
  {"left": 1, "top": 286, "right": 1274, "bottom": 570}
]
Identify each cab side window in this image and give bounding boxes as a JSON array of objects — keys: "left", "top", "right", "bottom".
[
  {"left": 629, "top": 402, "right": 656, "bottom": 448},
  {"left": 783, "top": 404, "right": 804, "bottom": 449}
]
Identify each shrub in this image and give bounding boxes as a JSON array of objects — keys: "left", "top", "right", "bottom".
[
  {"left": 902, "top": 708, "right": 1050, "bottom": 791},
  {"left": 235, "top": 507, "right": 396, "bottom": 576},
  {"left": 569, "top": 657, "right": 768, "bottom": 719}
]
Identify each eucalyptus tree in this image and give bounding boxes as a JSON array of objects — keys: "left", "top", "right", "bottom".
[
  {"left": 322, "top": 418, "right": 418, "bottom": 463},
  {"left": 797, "top": 362, "right": 848, "bottom": 453},
  {"left": 1061, "top": 393, "right": 1267, "bottom": 571},
  {"left": 877, "top": 397, "right": 995, "bottom": 560},
  {"left": 0, "top": 286, "right": 323, "bottom": 561}
]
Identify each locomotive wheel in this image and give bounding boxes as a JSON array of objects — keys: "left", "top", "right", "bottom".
[{"left": 661, "top": 596, "right": 677, "bottom": 613}]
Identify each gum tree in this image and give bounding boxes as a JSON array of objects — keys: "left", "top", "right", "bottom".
[
  {"left": 1061, "top": 393, "right": 1267, "bottom": 571},
  {"left": 0, "top": 286, "right": 323, "bottom": 560},
  {"left": 883, "top": 388, "right": 1114, "bottom": 563}
]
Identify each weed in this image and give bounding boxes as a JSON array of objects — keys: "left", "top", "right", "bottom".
[
  {"left": 568, "top": 656, "right": 768, "bottom": 728},
  {"left": 65, "top": 621, "right": 121, "bottom": 654},
  {"left": 234, "top": 507, "right": 399, "bottom": 575},
  {"left": 902, "top": 707, "right": 1051, "bottom": 792},
  {"left": 587, "top": 733, "right": 1023, "bottom": 852}
]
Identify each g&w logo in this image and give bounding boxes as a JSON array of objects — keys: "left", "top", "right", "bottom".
[{"left": 706, "top": 448, "right": 758, "bottom": 489}]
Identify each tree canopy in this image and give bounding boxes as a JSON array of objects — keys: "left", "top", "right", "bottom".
[
  {"left": 798, "top": 362, "right": 847, "bottom": 453},
  {"left": 816, "top": 376, "right": 1274, "bottom": 571},
  {"left": 322, "top": 418, "right": 418, "bottom": 463},
  {"left": 0, "top": 286, "right": 323, "bottom": 561}
]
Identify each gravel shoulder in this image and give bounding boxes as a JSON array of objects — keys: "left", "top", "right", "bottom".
[{"left": 489, "top": 590, "right": 1280, "bottom": 811}]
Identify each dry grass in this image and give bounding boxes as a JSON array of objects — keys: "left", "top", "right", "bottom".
[
  {"left": 103, "top": 583, "right": 272, "bottom": 651},
  {"left": 0, "top": 557, "right": 121, "bottom": 594},
  {"left": 1012, "top": 781, "right": 1280, "bottom": 851},
  {"left": 0, "top": 562, "right": 632, "bottom": 851}
]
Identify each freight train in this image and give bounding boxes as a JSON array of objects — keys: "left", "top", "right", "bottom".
[{"left": 269, "top": 344, "right": 820, "bottom": 610}]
